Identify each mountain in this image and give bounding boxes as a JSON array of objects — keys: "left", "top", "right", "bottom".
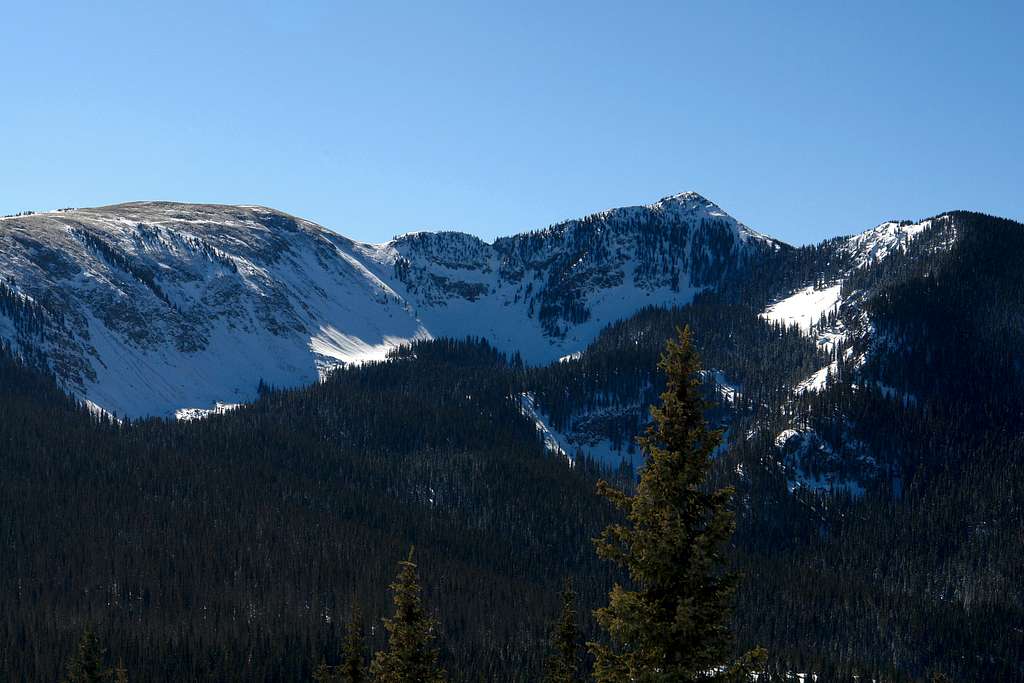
[
  {"left": 520, "top": 211, "right": 1010, "bottom": 488},
  {"left": 0, "top": 194, "right": 995, "bottom": 484},
  {"left": 2, "top": 200, "right": 1022, "bottom": 681},
  {"left": 0, "top": 193, "right": 780, "bottom": 417}
]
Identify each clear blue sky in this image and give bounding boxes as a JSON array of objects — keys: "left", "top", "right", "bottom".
[{"left": 2, "top": 1, "right": 1021, "bottom": 245}]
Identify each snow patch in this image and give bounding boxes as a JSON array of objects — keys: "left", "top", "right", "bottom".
[
  {"left": 795, "top": 362, "right": 837, "bottom": 393},
  {"left": 518, "top": 393, "right": 571, "bottom": 461},
  {"left": 175, "top": 402, "right": 242, "bottom": 421},
  {"left": 774, "top": 428, "right": 874, "bottom": 498},
  {"left": 310, "top": 324, "right": 431, "bottom": 368},
  {"left": 761, "top": 284, "right": 843, "bottom": 334},
  {"left": 701, "top": 369, "right": 742, "bottom": 403},
  {"left": 843, "top": 219, "right": 933, "bottom": 267}
]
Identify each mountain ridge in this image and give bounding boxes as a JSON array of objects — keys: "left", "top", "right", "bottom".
[{"left": 0, "top": 194, "right": 970, "bottom": 418}]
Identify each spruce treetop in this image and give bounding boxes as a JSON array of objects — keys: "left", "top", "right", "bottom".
[
  {"left": 370, "top": 547, "right": 447, "bottom": 683},
  {"left": 590, "top": 326, "right": 765, "bottom": 681}
]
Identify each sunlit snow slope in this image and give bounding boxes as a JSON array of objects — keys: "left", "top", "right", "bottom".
[
  {"left": 759, "top": 217, "right": 940, "bottom": 394},
  {"left": 0, "top": 193, "right": 777, "bottom": 417}
]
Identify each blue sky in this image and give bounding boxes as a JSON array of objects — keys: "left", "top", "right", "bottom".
[{"left": 2, "top": 1, "right": 1021, "bottom": 245}]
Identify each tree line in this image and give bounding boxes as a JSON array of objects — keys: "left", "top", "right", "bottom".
[{"left": 50, "top": 330, "right": 765, "bottom": 682}]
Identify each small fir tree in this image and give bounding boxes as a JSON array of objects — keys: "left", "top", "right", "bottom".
[
  {"left": 312, "top": 657, "right": 336, "bottom": 683},
  {"left": 370, "top": 547, "right": 446, "bottom": 682},
  {"left": 589, "top": 326, "right": 765, "bottom": 681},
  {"left": 339, "top": 602, "right": 367, "bottom": 683},
  {"left": 543, "top": 577, "right": 580, "bottom": 683},
  {"left": 62, "top": 627, "right": 113, "bottom": 683},
  {"left": 313, "top": 603, "right": 367, "bottom": 683}
]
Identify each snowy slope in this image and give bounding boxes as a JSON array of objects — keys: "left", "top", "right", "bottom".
[
  {"left": 0, "top": 203, "right": 430, "bottom": 416},
  {"left": 761, "top": 217, "right": 940, "bottom": 394},
  {"left": 761, "top": 284, "right": 842, "bottom": 333},
  {"left": 0, "top": 195, "right": 949, "bottom": 420},
  {"left": 842, "top": 219, "right": 934, "bottom": 267},
  {"left": 0, "top": 194, "right": 780, "bottom": 417},
  {"left": 380, "top": 191, "right": 779, "bottom": 363}
]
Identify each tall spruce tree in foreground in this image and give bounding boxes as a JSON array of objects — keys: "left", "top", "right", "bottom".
[
  {"left": 543, "top": 578, "right": 581, "bottom": 683},
  {"left": 589, "top": 327, "right": 765, "bottom": 681},
  {"left": 62, "top": 627, "right": 113, "bottom": 683},
  {"left": 370, "top": 548, "right": 446, "bottom": 682}
]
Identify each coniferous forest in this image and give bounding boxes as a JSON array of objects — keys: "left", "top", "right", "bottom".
[
  {"left": 5, "top": 0, "right": 1024, "bottom": 678},
  {"left": 0, "top": 212, "right": 1022, "bottom": 681}
]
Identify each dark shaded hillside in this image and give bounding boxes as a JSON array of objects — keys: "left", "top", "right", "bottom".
[
  {"left": 0, "top": 339, "right": 621, "bottom": 682},
  {"left": 864, "top": 212, "right": 1024, "bottom": 423},
  {"left": 526, "top": 295, "right": 828, "bottom": 455},
  {"left": 733, "top": 213, "right": 1024, "bottom": 679}
]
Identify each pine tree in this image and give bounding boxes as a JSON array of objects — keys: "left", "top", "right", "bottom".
[
  {"left": 589, "top": 326, "right": 765, "bottom": 681},
  {"left": 62, "top": 627, "right": 112, "bottom": 683},
  {"left": 543, "top": 577, "right": 580, "bottom": 683},
  {"left": 339, "top": 602, "right": 368, "bottom": 683},
  {"left": 370, "top": 547, "right": 446, "bottom": 683},
  {"left": 312, "top": 602, "right": 367, "bottom": 683},
  {"left": 313, "top": 657, "right": 336, "bottom": 683}
]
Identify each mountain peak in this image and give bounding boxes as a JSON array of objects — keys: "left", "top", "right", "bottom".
[
  {"left": 653, "top": 190, "right": 712, "bottom": 205},
  {"left": 646, "top": 192, "right": 724, "bottom": 217},
  {"left": 644, "top": 192, "right": 781, "bottom": 248}
]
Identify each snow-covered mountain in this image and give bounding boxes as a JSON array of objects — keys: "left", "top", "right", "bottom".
[
  {"left": 760, "top": 216, "right": 947, "bottom": 393},
  {"left": 0, "top": 203, "right": 427, "bottom": 416},
  {"left": 755, "top": 215, "right": 959, "bottom": 494},
  {"left": 0, "top": 193, "right": 780, "bottom": 417},
  {"left": 511, "top": 212, "right": 963, "bottom": 480},
  {"left": 390, "top": 192, "right": 778, "bottom": 360}
]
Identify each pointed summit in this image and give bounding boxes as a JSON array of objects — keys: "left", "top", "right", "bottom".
[
  {"left": 649, "top": 191, "right": 731, "bottom": 218},
  {"left": 654, "top": 190, "right": 712, "bottom": 205},
  {"left": 647, "top": 192, "right": 781, "bottom": 248}
]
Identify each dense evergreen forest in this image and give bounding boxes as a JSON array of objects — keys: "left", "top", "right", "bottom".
[
  {"left": 0, "top": 337, "right": 626, "bottom": 681},
  {"left": 1, "top": 212, "right": 1022, "bottom": 681}
]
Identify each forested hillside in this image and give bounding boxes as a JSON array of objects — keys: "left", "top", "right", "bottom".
[
  {"left": 1, "top": 212, "right": 1022, "bottom": 681},
  {"left": 0, "top": 338, "right": 624, "bottom": 681}
]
